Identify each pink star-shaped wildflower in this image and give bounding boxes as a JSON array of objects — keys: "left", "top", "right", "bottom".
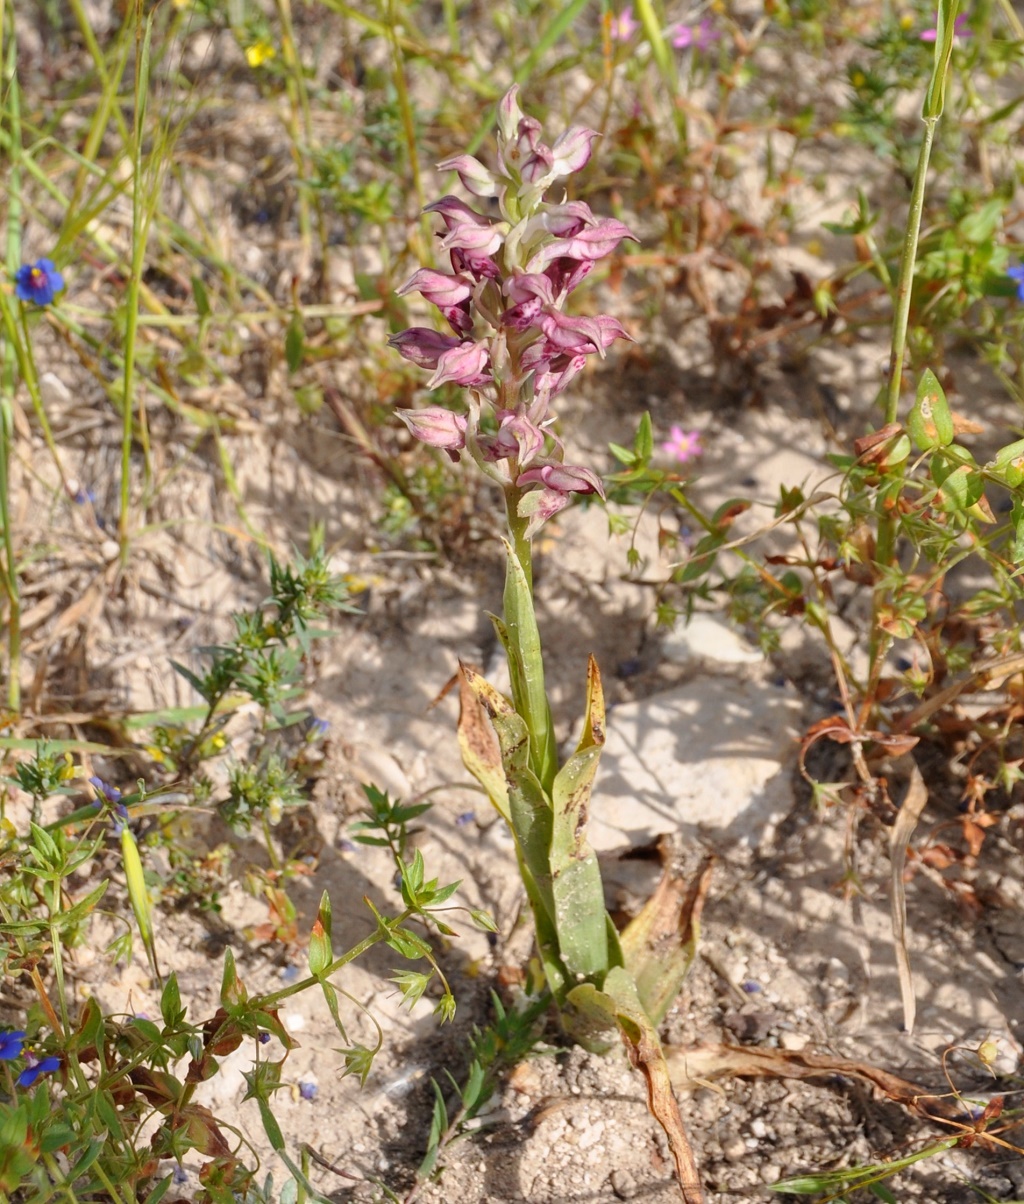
[
  {"left": 919, "top": 12, "right": 970, "bottom": 41},
  {"left": 661, "top": 426, "right": 702, "bottom": 463},
  {"left": 610, "top": 6, "right": 638, "bottom": 41},
  {"left": 671, "top": 19, "right": 719, "bottom": 51}
]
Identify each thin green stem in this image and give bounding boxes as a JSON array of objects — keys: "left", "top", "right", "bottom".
[
  {"left": 1, "top": 24, "right": 20, "bottom": 711},
  {"left": 883, "top": 116, "right": 938, "bottom": 428},
  {"left": 119, "top": 5, "right": 154, "bottom": 560}
]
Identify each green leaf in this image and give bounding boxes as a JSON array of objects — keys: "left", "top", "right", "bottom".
[
  {"left": 308, "top": 891, "right": 333, "bottom": 977},
  {"left": 191, "top": 274, "right": 210, "bottom": 319},
  {"left": 220, "top": 948, "right": 248, "bottom": 1009},
  {"left": 931, "top": 455, "right": 984, "bottom": 511},
  {"left": 907, "top": 368, "right": 953, "bottom": 450},
  {"left": 285, "top": 313, "right": 304, "bottom": 373},
  {"left": 319, "top": 978, "right": 348, "bottom": 1043},
  {"left": 160, "top": 973, "right": 184, "bottom": 1029},
  {"left": 634, "top": 412, "right": 654, "bottom": 462},
  {"left": 386, "top": 926, "right": 431, "bottom": 960},
  {"left": 257, "top": 1096, "right": 285, "bottom": 1151},
  {"left": 499, "top": 539, "right": 556, "bottom": 789},
  {"left": 991, "top": 436, "right": 1024, "bottom": 487},
  {"left": 550, "top": 656, "right": 611, "bottom": 982}
]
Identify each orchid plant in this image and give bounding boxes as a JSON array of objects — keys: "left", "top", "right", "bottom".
[{"left": 391, "top": 88, "right": 704, "bottom": 1201}]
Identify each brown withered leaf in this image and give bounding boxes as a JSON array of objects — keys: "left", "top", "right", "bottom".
[
  {"left": 666, "top": 1043, "right": 999, "bottom": 1135},
  {"left": 621, "top": 856, "right": 715, "bottom": 1025},
  {"left": 890, "top": 758, "right": 929, "bottom": 1033},
  {"left": 951, "top": 412, "right": 985, "bottom": 435},
  {"left": 853, "top": 422, "right": 904, "bottom": 461}
]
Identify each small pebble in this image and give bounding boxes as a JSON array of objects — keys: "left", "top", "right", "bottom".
[
  {"left": 610, "top": 1168, "right": 639, "bottom": 1199},
  {"left": 722, "top": 1135, "right": 747, "bottom": 1162}
]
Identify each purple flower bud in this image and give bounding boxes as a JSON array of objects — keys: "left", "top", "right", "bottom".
[
  {"left": 520, "top": 143, "right": 555, "bottom": 185},
  {"left": 526, "top": 218, "right": 637, "bottom": 271},
  {"left": 426, "top": 340, "right": 491, "bottom": 389},
  {"left": 504, "top": 116, "right": 544, "bottom": 176},
  {"left": 536, "top": 310, "right": 612, "bottom": 356},
  {"left": 397, "top": 406, "right": 468, "bottom": 450},
  {"left": 516, "top": 462, "right": 605, "bottom": 497},
  {"left": 497, "top": 86, "right": 524, "bottom": 146},
  {"left": 397, "top": 269, "right": 473, "bottom": 310},
  {"left": 89, "top": 776, "right": 123, "bottom": 804},
  {"left": 478, "top": 411, "right": 547, "bottom": 465},
  {"left": 516, "top": 487, "right": 571, "bottom": 536},
  {"left": 535, "top": 201, "right": 597, "bottom": 238},
  {"left": 505, "top": 272, "right": 556, "bottom": 307},
  {"left": 389, "top": 328, "right": 463, "bottom": 369},
  {"left": 440, "top": 222, "right": 504, "bottom": 258},
  {"left": 298, "top": 1079, "right": 318, "bottom": 1101},
  {"left": 424, "top": 196, "right": 494, "bottom": 231},
  {"left": 436, "top": 154, "right": 499, "bottom": 198},
  {"left": 544, "top": 257, "right": 596, "bottom": 298},
  {"left": 450, "top": 246, "right": 502, "bottom": 282},
  {"left": 531, "top": 353, "right": 589, "bottom": 402},
  {"left": 550, "top": 126, "right": 599, "bottom": 176}
]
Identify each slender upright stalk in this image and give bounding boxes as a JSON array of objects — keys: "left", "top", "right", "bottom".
[
  {"left": 1, "top": 27, "right": 20, "bottom": 710},
  {"left": 870, "top": 1, "right": 958, "bottom": 683},
  {"left": 883, "top": 117, "right": 939, "bottom": 430},
  {"left": 119, "top": 5, "right": 154, "bottom": 560}
]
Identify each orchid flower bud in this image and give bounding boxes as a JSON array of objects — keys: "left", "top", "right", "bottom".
[
  {"left": 427, "top": 339, "right": 491, "bottom": 389},
  {"left": 550, "top": 125, "right": 599, "bottom": 177},
  {"left": 515, "top": 487, "right": 571, "bottom": 539},
  {"left": 397, "top": 268, "right": 473, "bottom": 310},
  {"left": 526, "top": 218, "right": 637, "bottom": 271},
  {"left": 424, "top": 196, "right": 497, "bottom": 231},
  {"left": 516, "top": 462, "right": 605, "bottom": 497},
  {"left": 398, "top": 405, "right": 468, "bottom": 450},
  {"left": 496, "top": 86, "right": 524, "bottom": 148},
  {"left": 436, "top": 153, "right": 500, "bottom": 198},
  {"left": 388, "top": 328, "right": 463, "bottom": 369}
]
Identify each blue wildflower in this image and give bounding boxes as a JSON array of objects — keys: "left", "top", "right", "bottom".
[
  {"left": 1009, "top": 264, "right": 1024, "bottom": 302},
  {"left": 298, "top": 1080, "right": 318, "bottom": 1101},
  {"left": 14, "top": 259, "right": 64, "bottom": 306},
  {"left": 455, "top": 810, "right": 475, "bottom": 827},
  {"left": 89, "top": 776, "right": 122, "bottom": 804},
  {"left": 0, "top": 1031, "right": 26, "bottom": 1060},
  {"left": 17, "top": 1055, "right": 60, "bottom": 1088},
  {"left": 304, "top": 716, "right": 329, "bottom": 742}
]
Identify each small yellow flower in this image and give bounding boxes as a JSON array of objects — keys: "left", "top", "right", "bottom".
[
  {"left": 245, "top": 40, "right": 276, "bottom": 68},
  {"left": 899, "top": 12, "right": 914, "bottom": 31},
  {"left": 851, "top": 70, "right": 866, "bottom": 88}
]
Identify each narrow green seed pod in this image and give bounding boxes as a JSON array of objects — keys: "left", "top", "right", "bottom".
[{"left": 121, "top": 825, "right": 158, "bottom": 976}]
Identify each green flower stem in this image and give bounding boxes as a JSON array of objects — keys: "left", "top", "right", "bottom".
[
  {"left": 1, "top": 29, "right": 21, "bottom": 711},
  {"left": 119, "top": 10, "right": 155, "bottom": 562},
  {"left": 883, "top": 115, "right": 938, "bottom": 431},
  {"left": 871, "top": 4, "right": 957, "bottom": 687}
]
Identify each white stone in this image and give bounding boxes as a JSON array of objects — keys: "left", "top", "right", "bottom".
[
  {"left": 589, "top": 675, "right": 802, "bottom": 852},
  {"left": 661, "top": 613, "right": 763, "bottom": 666}
]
